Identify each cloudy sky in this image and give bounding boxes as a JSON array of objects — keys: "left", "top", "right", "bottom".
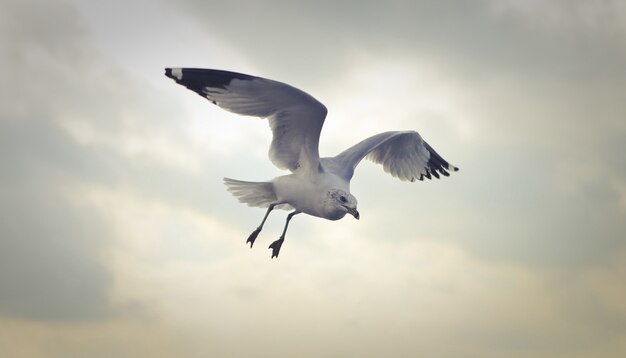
[{"left": 1, "top": 0, "right": 626, "bottom": 356}]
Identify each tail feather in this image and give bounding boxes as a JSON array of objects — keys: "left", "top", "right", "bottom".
[{"left": 224, "top": 178, "right": 291, "bottom": 209}]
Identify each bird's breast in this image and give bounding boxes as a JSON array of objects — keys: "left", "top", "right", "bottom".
[{"left": 324, "top": 209, "right": 347, "bottom": 221}]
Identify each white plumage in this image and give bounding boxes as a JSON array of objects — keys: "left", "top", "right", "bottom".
[{"left": 165, "top": 68, "right": 458, "bottom": 258}]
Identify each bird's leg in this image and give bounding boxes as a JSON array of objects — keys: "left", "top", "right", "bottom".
[
  {"left": 269, "top": 211, "right": 301, "bottom": 259},
  {"left": 247, "top": 204, "right": 276, "bottom": 248}
]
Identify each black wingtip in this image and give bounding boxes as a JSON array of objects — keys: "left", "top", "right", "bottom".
[{"left": 164, "top": 68, "right": 172, "bottom": 78}]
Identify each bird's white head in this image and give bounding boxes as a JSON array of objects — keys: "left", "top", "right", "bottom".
[{"left": 325, "top": 189, "right": 359, "bottom": 221}]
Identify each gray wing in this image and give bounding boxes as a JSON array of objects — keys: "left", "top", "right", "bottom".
[
  {"left": 165, "top": 68, "right": 327, "bottom": 175},
  {"left": 321, "top": 131, "right": 459, "bottom": 182}
]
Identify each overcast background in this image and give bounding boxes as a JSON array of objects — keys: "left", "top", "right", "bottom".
[{"left": 1, "top": 0, "right": 625, "bottom": 357}]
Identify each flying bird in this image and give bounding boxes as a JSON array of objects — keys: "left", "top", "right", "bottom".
[{"left": 165, "top": 68, "right": 459, "bottom": 258}]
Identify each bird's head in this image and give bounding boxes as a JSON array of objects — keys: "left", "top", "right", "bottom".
[{"left": 327, "top": 189, "right": 359, "bottom": 220}]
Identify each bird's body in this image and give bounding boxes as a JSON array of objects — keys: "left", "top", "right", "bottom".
[
  {"left": 165, "top": 68, "right": 458, "bottom": 258},
  {"left": 273, "top": 172, "right": 352, "bottom": 221}
]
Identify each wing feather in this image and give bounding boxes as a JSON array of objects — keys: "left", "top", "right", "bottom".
[
  {"left": 321, "top": 131, "right": 458, "bottom": 182},
  {"left": 165, "top": 68, "right": 327, "bottom": 175}
]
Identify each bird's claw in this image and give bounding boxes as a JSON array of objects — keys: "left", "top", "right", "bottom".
[
  {"left": 269, "top": 237, "right": 284, "bottom": 259},
  {"left": 247, "top": 228, "right": 261, "bottom": 248}
]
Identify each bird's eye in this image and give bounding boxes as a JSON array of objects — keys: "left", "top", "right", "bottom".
[{"left": 340, "top": 196, "right": 347, "bottom": 203}]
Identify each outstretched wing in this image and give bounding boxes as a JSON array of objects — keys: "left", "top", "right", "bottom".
[
  {"left": 165, "top": 68, "right": 327, "bottom": 175},
  {"left": 321, "top": 131, "right": 459, "bottom": 182}
]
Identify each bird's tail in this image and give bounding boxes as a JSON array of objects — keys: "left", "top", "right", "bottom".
[{"left": 223, "top": 178, "right": 280, "bottom": 208}]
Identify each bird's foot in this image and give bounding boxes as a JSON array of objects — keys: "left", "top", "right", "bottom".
[
  {"left": 268, "top": 237, "right": 284, "bottom": 259},
  {"left": 247, "top": 227, "right": 261, "bottom": 248}
]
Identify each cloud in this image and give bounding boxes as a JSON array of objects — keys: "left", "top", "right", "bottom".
[
  {"left": 172, "top": 0, "right": 626, "bottom": 153},
  {"left": 5, "top": 227, "right": 623, "bottom": 357},
  {"left": 0, "top": 121, "right": 114, "bottom": 321},
  {"left": 0, "top": 0, "right": 278, "bottom": 322},
  {"left": 173, "top": 0, "right": 626, "bottom": 79},
  {"left": 0, "top": 317, "right": 197, "bottom": 358},
  {"left": 0, "top": 0, "right": 230, "bottom": 321},
  {"left": 0, "top": 0, "right": 117, "bottom": 322},
  {"left": 1, "top": 0, "right": 625, "bottom": 356}
]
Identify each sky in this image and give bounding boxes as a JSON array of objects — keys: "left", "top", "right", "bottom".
[{"left": 1, "top": 0, "right": 625, "bottom": 356}]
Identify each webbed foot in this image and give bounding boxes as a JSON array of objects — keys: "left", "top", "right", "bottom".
[
  {"left": 268, "top": 237, "right": 285, "bottom": 259},
  {"left": 247, "top": 227, "right": 261, "bottom": 248}
]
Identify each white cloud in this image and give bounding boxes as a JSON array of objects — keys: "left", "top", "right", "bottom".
[
  {"left": 4, "top": 223, "right": 625, "bottom": 357},
  {"left": 319, "top": 55, "right": 472, "bottom": 156},
  {"left": 60, "top": 116, "right": 204, "bottom": 173}
]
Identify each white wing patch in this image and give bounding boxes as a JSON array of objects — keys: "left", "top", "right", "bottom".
[{"left": 170, "top": 68, "right": 183, "bottom": 80}]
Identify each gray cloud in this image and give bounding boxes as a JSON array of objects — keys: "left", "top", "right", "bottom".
[
  {"left": 171, "top": 0, "right": 626, "bottom": 268},
  {"left": 0, "top": 0, "right": 217, "bottom": 321},
  {"left": 2, "top": 2, "right": 621, "bottom": 313},
  {"left": 0, "top": 0, "right": 625, "bottom": 357},
  {"left": 0, "top": 0, "right": 116, "bottom": 321},
  {"left": 175, "top": 0, "right": 626, "bottom": 81},
  {"left": 173, "top": 0, "right": 626, "bottom": 150},
  {"left": 0, "top": 0, "right": 292, "bottom": 321},
  {"left": 0, "top": 174, "right": 112, "bottom": 321}
]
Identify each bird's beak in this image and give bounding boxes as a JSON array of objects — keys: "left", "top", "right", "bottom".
[{"left": 347, "top": 207, "right": 360, "bottom": 220}]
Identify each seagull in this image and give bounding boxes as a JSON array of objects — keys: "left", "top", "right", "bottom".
[{"left": 165, "top": 68, "right": 459, "bottom": 258}]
